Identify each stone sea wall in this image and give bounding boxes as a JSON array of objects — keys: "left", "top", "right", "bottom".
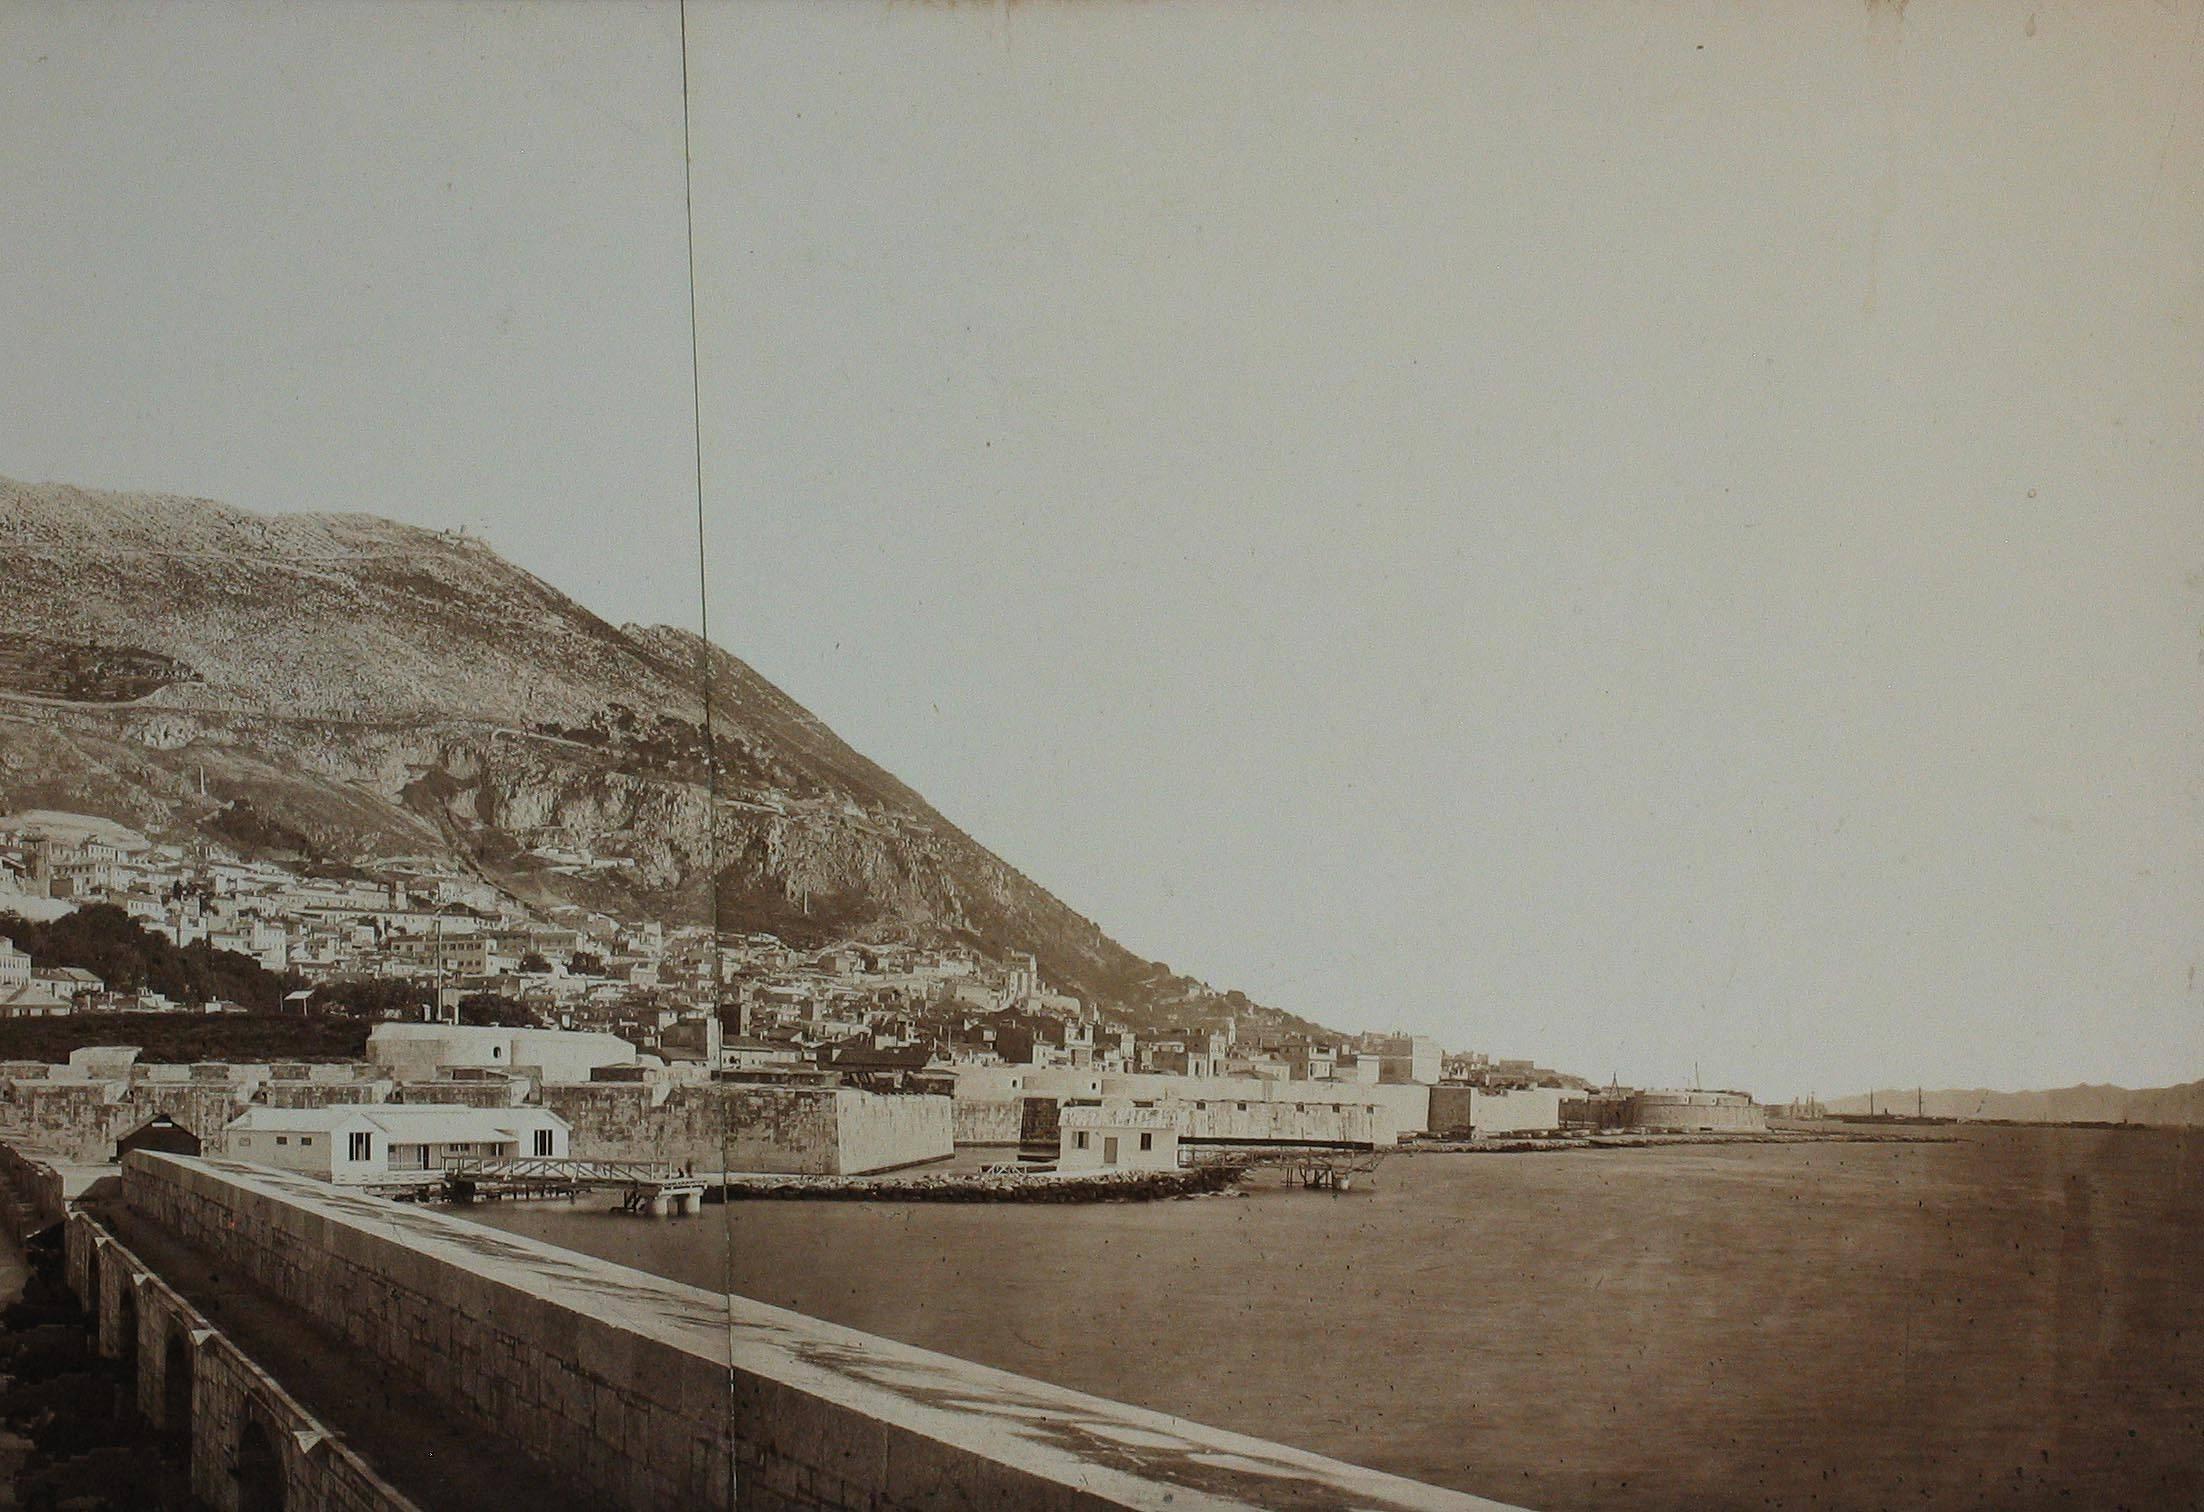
[
  {"left": 117, "top": 1153, "right": 1499, "bottom": 1512},
  {"left": 542, "top": 1082, "right": 951, "bottom": 1176}
]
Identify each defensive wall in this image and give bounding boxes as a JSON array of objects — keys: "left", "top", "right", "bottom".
[
  {"left": 1089, "top": 1074, "right": 1430, "bottom": 1139},
  {"left": 949, "top": 1066, "right": 1432, "bottom": 1141},
  {"left": 543, "top": 1082, "right": 952, "bottom": 1175},
  {"left": 116, "top": 1154, "right": 1506, "bottom": 1511},
  {"left": 1559, "top": 1089, "right": 1767, "bottom": 1132},
  {"left": 362, "top": 1024, "right": 638, "bottom": 1085},
  {"left": 0, "top": 1049, "right": 950, "bottom": 1175},
  {"left": 950, "top": 1095, "right": 1022, "bottom": 1146},
  {"left": 0, "top": 1078, "right": 250, "bottom": 1164},
  {"left": 64, "top": 1203, "right": 420, "bottom": 1512},
  {"left": 1627, "top": 1090, "right": 1767, "bottom": 1132},
  {"left": 0, "top": 1136, "right": 66, "bottom": 1230},
  {"left": 1425, "top": 1086, "right": 1564, "bottom": 1138},
  {"left": 1171, "top": 1098, "right": 1383, "bottom": 1147}
]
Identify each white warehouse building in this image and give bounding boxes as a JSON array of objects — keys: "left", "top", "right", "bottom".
[{"left": 224, "top": 1103, "right": 571, "bottom": 1185}]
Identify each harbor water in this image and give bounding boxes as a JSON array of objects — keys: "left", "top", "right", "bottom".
[{"left": 454, "top": 1124, "right": 2203, "bottom": 1510}]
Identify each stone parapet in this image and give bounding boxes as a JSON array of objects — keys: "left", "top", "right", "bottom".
[{"left": 121, "top": 1152, "right": 1510, "bottom": 1511}]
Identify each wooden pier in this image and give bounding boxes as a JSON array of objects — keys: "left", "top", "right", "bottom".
[
  {"left": 439, "top": 1156, "right": 709, "bottom": 1216},
  {"left": 1184, "top": 1146, "right": 1389, "bottom": 1191}
]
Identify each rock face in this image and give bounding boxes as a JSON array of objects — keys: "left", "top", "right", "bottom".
[{"left": 0, "top": 476, "right": 1201, "bottom": 1015}]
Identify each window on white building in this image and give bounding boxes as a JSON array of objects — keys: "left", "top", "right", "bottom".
[
  {"left": 348, "top": 1131, "right": 372, "bottom": 1161},
  {"left": 1075, "top": 1131, "right": 1089, "bottom": 1149},
  {"left": 1140, "top": 1132, "right": 1153, "bottom": 1151},
  {"left": 533, "top": 1129, "right": 554, "bottom": 1157}
]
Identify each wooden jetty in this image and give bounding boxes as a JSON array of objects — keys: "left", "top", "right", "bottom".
[
  {"left": 1184, "top": 1145, "right": 1389, "bottom": 1191},
  {"left": 439, "top": 1156, "right": 709, "bottom": 1216}
]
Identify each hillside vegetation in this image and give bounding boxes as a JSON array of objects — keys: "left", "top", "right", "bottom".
[
  {"left": 0, "top": 1013, "right": 370, "bottom": 1065},
  {"left": 0, "top": 905, "right": 293, "bottom": 1012}
]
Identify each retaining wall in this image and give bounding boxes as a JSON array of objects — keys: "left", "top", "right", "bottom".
[{"left": 120, "top": 1153, "right": 1502, "bottom": 1512}]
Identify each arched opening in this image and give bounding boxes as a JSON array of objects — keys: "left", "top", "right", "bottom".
[
  {"left": 234, "top": 1417, "right": 286, "bottom": 1512},
  {"left": 162, "top": 1330, "right": 193, "bottom": 1440},
  {"left": 113, "top": 1279, "right": 138, "bottom": 1373}
]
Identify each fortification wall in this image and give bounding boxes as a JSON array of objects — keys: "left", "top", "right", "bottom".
[
  {"left": 952, "top": 1096, "right": 1022, "bottom": 1145},
  {"left": 834, "top": 1090, "right": 951, "bottom": 1173},
  {"left": 256, "top": 1079, "right": 394, "bottom": 1108},
  {"left": 65, "top": 1207, "right": 419, "bottom": 1512},
  {"left": 955, "top": 1067, "right": 1432, "bottom": 1139},
  {"left": 391, "top": 1080, "right": 527, "bottom": 1108},
  {"left": 1428, "top": 1086, "right": 1565, "bottom": 1137},
  {"left": 0, "top": 1138, "right": 65, "bottom": 1230},
  {"left": 1097, "top": 1073, "right": 1432, "bottom": 1140},
  {"left": 543, "top": 1083, "right": 949, "bottom": 1175},
  {"left": 117, "top": 1154, "right": 1494, "bottom": 1512},
  {"left": 1629, "top": 1092, "right": 1767, "bottom": 1132},
  {"left": 0, "top": 1082, "right": 248, "bottom": 1164},
  {"left": 1178, "top": 1098, "right": 1383, "bottom": 1146}
]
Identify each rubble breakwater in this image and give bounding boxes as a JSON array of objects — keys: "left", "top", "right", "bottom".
[
  {"left": 712, "top": 1164, "right": 1242, "bottom": 1203},
  {"left": 1404, "top": 1129, "right": 1956, "bottom": 1154}
]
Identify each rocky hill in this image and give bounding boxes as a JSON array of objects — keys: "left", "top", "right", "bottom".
[
  {"left": 0, "top": 476, "right": 1309, "bottom": 1035},
  {"left": 1827, "top": 1081, "right": 2204, "bottom": 1126}
]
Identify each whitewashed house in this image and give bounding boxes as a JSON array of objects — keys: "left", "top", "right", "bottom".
[
  {"left": 1058, "top": 1104, "right": 1180, "bottom": 1172},
  {"left": 223, "top": 1104, "right": 570, "bottom": 1184}
]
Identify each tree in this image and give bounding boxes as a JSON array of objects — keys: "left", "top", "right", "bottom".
[
  {"left": 457, "top": 993, "right": 539, "bottom": 1028},
  {"left": 569, "top": 950, "right": 605, "bottom": 977},
  {"left": 309, "top": 977, "right": 433, "bottom": 1019},
  {"left": 518, "top": 951, "right": 552, "bottom": 974},
  {"left": 0, "top": 905, "right": 295, "bottom": 1011}
]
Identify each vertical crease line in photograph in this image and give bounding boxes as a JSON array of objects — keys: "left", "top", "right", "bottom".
[{"left": 673, "top": 0, "right": 739, "bottom": 1504}]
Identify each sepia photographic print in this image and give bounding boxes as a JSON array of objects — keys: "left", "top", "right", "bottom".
[{"left": 0, "top": 2, "right": 2198, "bottom": 1509}]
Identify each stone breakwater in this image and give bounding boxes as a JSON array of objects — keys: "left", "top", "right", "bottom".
[
  {"left": 715, "top": 1164, "right": 1242, "bottom": 1203},
  {"left": 1403, "top": 1129, "right": 1956, "bottom": 1154}
]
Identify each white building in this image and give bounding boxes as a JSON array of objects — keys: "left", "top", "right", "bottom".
[
  {"left": 1059, "top": 1104, "right": 1180, "bottom": 1172},
  {"left": 224, "top": 1104, "right": 571, "bottom": 1184},
  {"left": 0, "top": 941, "right": 29, "bottom": 991},
  {"left": 365, "top": 1023, "right": 640, "bottom": 1085}
]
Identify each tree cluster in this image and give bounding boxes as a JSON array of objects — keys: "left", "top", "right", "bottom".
[{"left": 0, "top": 905, "right": 296, "bottom": 1012}]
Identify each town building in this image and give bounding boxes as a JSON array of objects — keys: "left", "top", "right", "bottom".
[
  {"left": 365, "top": 1024, "right": 641, "bottom": 1085},
  {"left": 0, "top": 940, "right": 29, "bottom": 991},
  {"left": 1058, "top": 1104, "right": 1179, "bottom": 1171},
  {"left": 224, "top": 1104, "right": 571, "bottom": 1183}
]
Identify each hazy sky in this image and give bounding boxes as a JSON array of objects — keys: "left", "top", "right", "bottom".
[{"left": 5, "top": 1, "right": 2198, "bottom": 1098}]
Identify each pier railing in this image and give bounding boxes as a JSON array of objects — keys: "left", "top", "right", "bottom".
[{"left": 438, "top": 1155, "right": 678, "bottom": 1186}]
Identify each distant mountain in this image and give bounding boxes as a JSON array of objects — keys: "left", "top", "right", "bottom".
[
  {"left": 0, "top": 476, "right": 1315, "bottom": 1036},
  {"left": 1827, "top": 1081, "right": 2204, "bottom": 1126}
]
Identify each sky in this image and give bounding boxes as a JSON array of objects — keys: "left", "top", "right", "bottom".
[{"left": 3, "top": 0, "right": 2199, "bottom": 1099}]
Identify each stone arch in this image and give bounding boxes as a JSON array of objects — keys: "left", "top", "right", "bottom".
[
  {"left": 234, "top": 1415, "right": 286, "bottom": 1512},
  {"left": 161, "top": 1327, "right": 194, "bottom": 1441},
  {"left": 113, "top": 1273, "right": 140, "bottom": 1375}
]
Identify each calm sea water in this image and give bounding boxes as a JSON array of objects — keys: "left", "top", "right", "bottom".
[{"left": 455, "top": 1126, "right": 2203, "bottom": 1511}]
